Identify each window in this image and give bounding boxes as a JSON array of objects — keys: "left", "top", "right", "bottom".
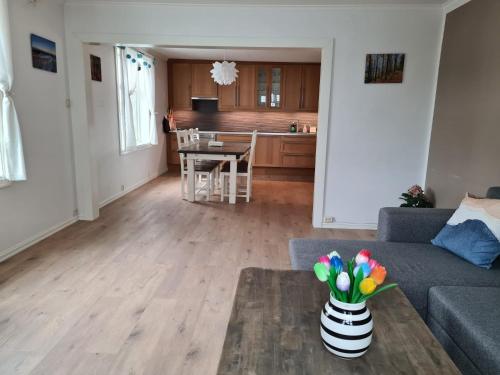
[
  {"left": 115, "top": 47, "right": 157, "bottom": 154},
  {"left": 0, "top": 0, "right": 26, "bottom": 185}
]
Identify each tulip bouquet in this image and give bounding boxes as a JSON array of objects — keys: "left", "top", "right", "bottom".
[{"left": 313, "top": 249, "right": 397, "bottom": 303}]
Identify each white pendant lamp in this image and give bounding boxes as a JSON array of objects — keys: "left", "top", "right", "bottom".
[{"left": 211, "top": 60, "right": 238, "bottom": 86}]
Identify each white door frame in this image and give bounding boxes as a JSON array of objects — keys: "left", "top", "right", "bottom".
[{"left": 64, "top": 31, "right": 334, "bottom": 227}]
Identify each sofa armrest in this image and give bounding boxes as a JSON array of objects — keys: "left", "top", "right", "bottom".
[{"left": 377, "top": 207, "right": 455, "bottom": 244}]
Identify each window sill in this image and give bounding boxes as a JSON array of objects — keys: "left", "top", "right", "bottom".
[
  {"left": 120, "top": 143, "right": 155, "bottom": 156},
  {"left": 0, "top": 180, "right": 12, "bottom": 189}
]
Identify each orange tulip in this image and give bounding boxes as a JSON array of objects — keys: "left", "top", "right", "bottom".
[{"left": 371, "top": 265, "right": 387, "bottom": 285}]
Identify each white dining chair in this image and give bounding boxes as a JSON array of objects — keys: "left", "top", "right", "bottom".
[
  {"left": 177, "top": 129, "right": 218, "bottom": 200},
  {"left": 188, "top": 128, "right": 200, "bottom": 144},
  {"left": 220, "top": 130, "right": 257, "bottom": 203}
]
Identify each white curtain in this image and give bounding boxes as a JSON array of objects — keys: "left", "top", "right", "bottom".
[
  {"left": 0, "top": 0, "right": 26, "bottom": 182},
  {"left": 115, "top": 47, "right": 157, "bottom": 154}
]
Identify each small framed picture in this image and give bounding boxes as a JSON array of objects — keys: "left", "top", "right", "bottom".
[
  {"left": 365, "top": 53, "right": 405, "bottom": 84},
  {"left": 31, "top": 34, "right": 57, "bottom": 73},
  {"left": 90, "top": 54, "right": 102, "bottom": 82}
]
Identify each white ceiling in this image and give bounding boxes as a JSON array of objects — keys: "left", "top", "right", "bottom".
[
  {"left": 151, "top": 47, "right": 322, "bottom": 63},
  {"left": 66, "top": 0, "right": 448, "bottom": 5}
]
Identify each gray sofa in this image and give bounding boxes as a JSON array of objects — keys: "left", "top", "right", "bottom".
[{"left": 289, "top": 188, "right": 500, "bottom": 375}]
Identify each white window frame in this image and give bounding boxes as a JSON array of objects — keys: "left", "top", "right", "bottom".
[{"left": 115, "top": 46, "right": 157, "bottom": 155}]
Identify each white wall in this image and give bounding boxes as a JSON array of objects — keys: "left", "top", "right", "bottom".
[
  {"left": 65, "top": 2, "right": 444, "bottom": 228},
  {"left": 0, "top": 0, "right": 77, "bottom": 260},
  {"left": 0, "top": 2, "right": 168, "bottom": 260},
  {"left": 83, "top": 44, "right": 167, "bottom": 207}
]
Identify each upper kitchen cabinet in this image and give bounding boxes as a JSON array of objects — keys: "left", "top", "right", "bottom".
[
  {"left": 191, "top": 63, "right": 217, "bottom": 98},
  {"left": 283, "top": 64, "right": 321, "bottom": 112},
  {"left": 168, "top": 60, "right": 319, "bottom": 112},
  {"left": 218, "top": 64, "right": 256, "bottom": 111},
  {"left": 237, "top": 65, "right": 256, "bottom": 110},
  {"left": 283, "top": 65, "right": 302, "bottom": 112},
  {"left": 256, "top": 65, "right": 283, "bottom": 110},
  {"left": 301, "top": 65, "right": 321, "bottom": 111},
  {"left": 170, "top": 62, "right": 192, "bottom": 109}
]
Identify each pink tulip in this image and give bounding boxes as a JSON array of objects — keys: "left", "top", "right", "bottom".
[
  {"left": 319, "top": 256, "right": 331, "bottom": 269},
  {"left": 355, "top": 249, "right": 371, "bottom": 265},
  {"left": 368, "top": 259, "right": 379, "bottom": 270}
]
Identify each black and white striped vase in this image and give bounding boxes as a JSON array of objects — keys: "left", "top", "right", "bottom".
[{"left": 320, "top": 294, "right": 373, "bottom": 358}]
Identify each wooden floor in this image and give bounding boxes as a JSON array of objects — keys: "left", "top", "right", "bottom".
[{"left": 0, "top": 175, "right": 375, "bottom": 375}]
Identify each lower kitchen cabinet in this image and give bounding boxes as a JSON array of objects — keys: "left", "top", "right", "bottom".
[
  {"left": 254, "top": 136, "right": 282, "bottom": 167},
  {"left": 167, "top": 133, "right": 316, "bottom": 177}
]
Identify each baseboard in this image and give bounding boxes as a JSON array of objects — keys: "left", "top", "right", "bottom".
[
  {"left": 0, "top": 216, "right": 79, "bottom": 263},
  {"left": 99, "top": 169, "right": 166, "bottom": 208},
  {"left": 321, "top": 221, "right": 378, "bottom": 230}
]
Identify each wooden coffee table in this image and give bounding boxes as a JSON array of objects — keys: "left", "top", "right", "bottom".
[{"left": 217, "top": 268, "right": 460, "bottom": 375}]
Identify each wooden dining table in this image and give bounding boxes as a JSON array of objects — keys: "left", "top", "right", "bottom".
[{"left": 177, "top": 141, "right": 251, "bottom": 204}]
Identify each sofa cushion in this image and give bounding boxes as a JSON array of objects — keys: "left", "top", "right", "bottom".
[
  {"left": 428, "top": 287, "right": 500, "bottom": 375},
  {"left": 427, "top": 315, "right": 482, "bottom": 375},
  {"left": 432, "top": 219, "right": 500, "bottom": 269},
  {"left": 289, "top": 239, "right": 500, "bottom": 319}
]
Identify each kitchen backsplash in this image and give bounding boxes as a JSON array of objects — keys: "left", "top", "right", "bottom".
[{"left": 171, "top": 110, "right": 318, "bottom": 132}]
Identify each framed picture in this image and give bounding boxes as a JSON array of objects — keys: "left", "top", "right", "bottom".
[
  {"left": 364, "top": 53, "right": 405, "bottom": 84},
  {"left": 90, "top": 54, "right": 102, "bottom": 82},
  {"left": 31, "top": 34, "right": 57, "bottom": 73}
]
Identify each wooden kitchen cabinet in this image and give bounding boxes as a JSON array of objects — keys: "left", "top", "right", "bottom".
[
  {"left": 237, "top": 65, "right": 256, "bottom": 110},
  {"left": 254, "top": 136, "right": 282, "bottom": 167},
  {"left": 167, "top": 134, "right": 180, "bottom": 165},
  {"left": 280, "top": 136, "right": 316, "bottom": 169},
  {"left": 191, "top": 63, "right": 217, "bottom": 98},
  {"left": 301, "top": 65, "right": 321, "bottom": 112},
  {"left": 283, "top": 64, "right": 320, "bottom": 112},
  {"left": 169, "top": 60, "right": 319, "bottom": 113},
  {"left": 171, "top": 63, "right": 192, "bottom": 110},
  {"left": 218, "top": 82, "right": 237, "bottom": 110},
  {"left": 218, "top": 64, "right": 256, "bottom": 111},
  {"left": 217, "top": 134, "right": 252, "bottom": 143},
  {"left": 283, "top": 65, "right": 303, "bottom": 112},
  {"left": 256, "top": 65, "right": 283, "bottom": 110}
]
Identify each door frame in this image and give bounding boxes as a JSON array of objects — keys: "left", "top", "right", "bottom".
[{"left": 64, "top": 31, "right": 334, "bottom": 228}]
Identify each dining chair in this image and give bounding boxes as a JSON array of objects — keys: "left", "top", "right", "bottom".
[
  {"left": 220, "top": 130, "right": 257, "bottom": 203},
  {"left": 176, "top": 129, "right": 218, "bottom": 200},
  {"left": 188, "top": 128, "right": 200, "bottom": 143}
]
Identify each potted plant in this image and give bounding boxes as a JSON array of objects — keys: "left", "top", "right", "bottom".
[
  {"left": 314, "top": 250, "right": 397, "bottom": 358},
  {"left": 399, "top": 185, "right": 433, "bottom": 208}
]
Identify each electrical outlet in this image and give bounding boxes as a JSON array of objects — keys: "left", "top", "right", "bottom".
[
  {"left": 121, "top": 185, "right": 125, "bottom": 191},
  {"left": 323, "top": 216, "right": 335, "bottom": 224}
]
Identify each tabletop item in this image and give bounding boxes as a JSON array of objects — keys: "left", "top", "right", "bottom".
[
  {"left": 217, "top": 268, "right": 459, "bottom": 375},
  {"left": 314, "top": 249, "right": 397, "bottom": 358},
  {"left": 208, "top": 140, "right": 224, "bottom": 147},
  {"left": 289, "top": 121, "right": 298, "bottom": 133}
]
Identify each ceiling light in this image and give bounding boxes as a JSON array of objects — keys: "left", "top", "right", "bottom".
[{"left": 210, "top": 61, "right": 238, "bottom": 86}]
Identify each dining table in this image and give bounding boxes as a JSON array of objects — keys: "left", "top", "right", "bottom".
[{"left": 177, "top": 140, "right": 251, "bottom": 204}]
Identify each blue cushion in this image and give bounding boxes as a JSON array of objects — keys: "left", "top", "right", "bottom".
[{"left": 432, "top": 220, "right": 500, "bottom": 269}]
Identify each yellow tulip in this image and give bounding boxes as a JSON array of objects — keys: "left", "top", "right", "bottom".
[{"left": 359, "top": 277, "right": 377, "bottom": 295}]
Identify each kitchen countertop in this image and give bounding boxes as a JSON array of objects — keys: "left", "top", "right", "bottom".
[{"left": 170, "top": 130, "right": 317, "bottom": 137}]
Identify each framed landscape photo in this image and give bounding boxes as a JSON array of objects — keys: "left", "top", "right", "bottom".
[
  {"left": 365, "top": 53, "right": 405, "bottom": 84},
  {"left": 31, "top": 34, "right": 57, "bottom": 73},
  {"left": 90, "top": 54, "right": 102, "bottom": 82}
]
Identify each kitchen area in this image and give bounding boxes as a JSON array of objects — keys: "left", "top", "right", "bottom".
[{"left": 162, "top": 48, "right": 320, "bottom": 183}]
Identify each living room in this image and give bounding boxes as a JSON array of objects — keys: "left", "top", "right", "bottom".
[{"left": 0, "top": 0, "right": 499, "bottom": 374}]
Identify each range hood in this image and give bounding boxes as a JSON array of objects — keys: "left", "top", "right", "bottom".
[{"left": 192, "top": 97, "right": 218, "bottom": 113}]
